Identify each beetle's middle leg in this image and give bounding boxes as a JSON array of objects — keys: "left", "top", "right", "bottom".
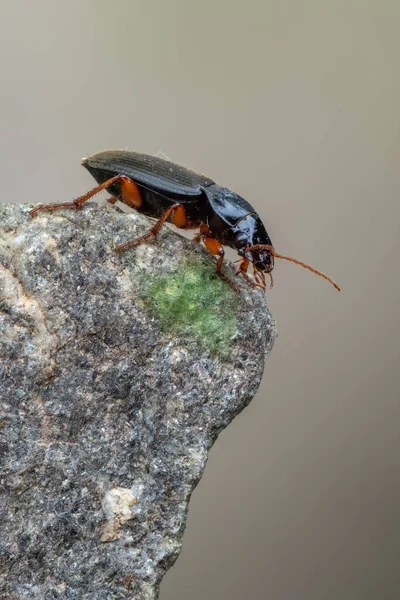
[{"left": 116, "top": 203, "right": 193, "bottom": 252}]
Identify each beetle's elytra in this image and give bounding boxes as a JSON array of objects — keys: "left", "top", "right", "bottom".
[{"left": 29, "top": 150, "right": 340, "bottom": 293}]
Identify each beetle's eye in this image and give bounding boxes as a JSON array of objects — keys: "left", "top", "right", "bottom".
[{"left": 234, "top": 232, "right": 248, "bottom": 248}]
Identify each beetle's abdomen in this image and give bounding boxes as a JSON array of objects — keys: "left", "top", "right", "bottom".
[{"left": 83, "top": 151, "right": 214, "bottom": 197}]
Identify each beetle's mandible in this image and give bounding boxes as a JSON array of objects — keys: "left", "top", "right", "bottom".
[{"left": 29, "top": 150, "right": 340, "bottom": 293}]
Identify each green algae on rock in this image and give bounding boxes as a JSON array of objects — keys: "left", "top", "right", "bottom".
[{"left": 140, "top": 259, "right": 238, "bottom": 358}]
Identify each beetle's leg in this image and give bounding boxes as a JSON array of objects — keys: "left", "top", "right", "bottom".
[
  {"left": 235, "top": 257, "right": 250, "bottom": 276},
  {"left": 235, "top": 257, "right": 269, "bottom": 291},
  {"left": 235, "top": 257, "right": 263, "bottom": 290},
  {"left": 240, "top": 269, "right": 263, "bottom": 290},
  {"left": 202, "top": 236, "right": 240, "bottom": 293},
  {"left": 200, "top": 223, "right": 239, "bottom": 291},
  {"left": 116, "top": 203, "right": 186, "bottom": 252},
  {"left": 29, "top": 176, "right": 142, "bottom": 217},
  {"left": 253, "top": 265, "right": 267, "bottom": 291}
]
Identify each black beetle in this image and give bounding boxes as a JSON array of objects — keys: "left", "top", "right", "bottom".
[{"left": 29, "top": 150, "right": 340, "bottom": 292}]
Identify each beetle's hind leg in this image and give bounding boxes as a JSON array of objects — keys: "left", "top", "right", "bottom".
[{"left": 29, "top": 176, "right": 141, "bottom": 217}]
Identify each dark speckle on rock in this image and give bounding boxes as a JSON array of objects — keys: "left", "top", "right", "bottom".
[{"left": 0, "top": 200, "right": 276, "bottom": 599}]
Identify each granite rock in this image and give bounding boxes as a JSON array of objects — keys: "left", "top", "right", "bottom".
[{"left": 0, "top": 200, "right": 276, "bottom": 599}]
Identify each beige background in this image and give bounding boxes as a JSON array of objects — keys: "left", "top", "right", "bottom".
[{"left": 1, "top": 1, "right": 399, "bottom": 598}]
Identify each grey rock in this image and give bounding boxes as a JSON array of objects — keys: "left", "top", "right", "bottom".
[{"left": 0, "top": 200, "right": 276, "bottom": 599}]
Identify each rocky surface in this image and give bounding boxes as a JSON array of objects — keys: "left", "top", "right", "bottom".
[{"left": 0, "top": 200, "right": 276, "bottom": 599}]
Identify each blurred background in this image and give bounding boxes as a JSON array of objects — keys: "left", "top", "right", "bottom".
[{"left": 1, "top": 1, "right": 399, "bottom": 598}]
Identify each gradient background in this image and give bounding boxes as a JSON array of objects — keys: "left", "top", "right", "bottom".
[{"left": 1, "top": 2, "right": 399, "bottom": 599}]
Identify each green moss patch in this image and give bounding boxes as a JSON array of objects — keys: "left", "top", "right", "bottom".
[{"left": 140, "top": 260, "right": 238, "bottom": 357}]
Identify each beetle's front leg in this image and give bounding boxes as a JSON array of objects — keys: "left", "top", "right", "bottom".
[
  {"left": 235, "top": 257, "right": 267, "bottom": 291},
  {"left": 235, "top": 257, "right": 259, "bottom": 289}
]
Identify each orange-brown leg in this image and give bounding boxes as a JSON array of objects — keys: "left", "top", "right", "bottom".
[
  {"left": 29, "top": 176, "right": 142, "bottom": 217},
  {"left": 253, "top": 265, "right": 267, "bottom": 291},
  {"left": 235, "top": 257, "right": 266, "bottom": 290},
  {"left": 236, "top": 257, "right": 250, "bottom": 277},
  {"left": 203, "top": 235, "right": 240, "bottom": 293},
  {"left": 192, "top": 220, "right": 213, "bottom": 243},
  {"left": 115, "top": 203, "right": 187, "bottom": 252},
  {"left": 236, "top": 258, "right": 259, "bottom": 289}
]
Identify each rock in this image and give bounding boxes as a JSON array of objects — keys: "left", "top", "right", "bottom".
[{"left": 0, "top": 200, "right": 276, "bottom": 599}]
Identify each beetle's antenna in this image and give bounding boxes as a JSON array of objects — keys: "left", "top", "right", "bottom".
[
  {"left": 245, "top": 244, "right": 341, "bottom": 292},
  {"left": 273, "top": 252, "right": 341, "bottom": 291}
]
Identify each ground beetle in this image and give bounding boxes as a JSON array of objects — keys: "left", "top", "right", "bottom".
[{"left": 29, "top": 150, "right": 340, "bottom": 293}]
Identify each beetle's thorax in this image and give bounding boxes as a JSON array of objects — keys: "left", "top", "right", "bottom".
[
  {"left": 203, "top": 186, "right": 274, "bottom": 272},
  {"left": 231, "top": 213, "right": 269, "bottom": 246}
]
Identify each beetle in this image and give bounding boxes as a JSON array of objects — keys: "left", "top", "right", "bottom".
[{"left": 29, "top": 150, "right": 340, "bottom": 293}]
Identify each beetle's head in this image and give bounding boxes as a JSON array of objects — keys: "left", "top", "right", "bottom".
[
  {"left": 237, "top": 245, "right": 275, "bottom": 273},
  {"left": 234, "top": 214, "right": 341, "bottom": 292},
  {"left": 233, "top": 214, "right": 275, "bottom": 273}
]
